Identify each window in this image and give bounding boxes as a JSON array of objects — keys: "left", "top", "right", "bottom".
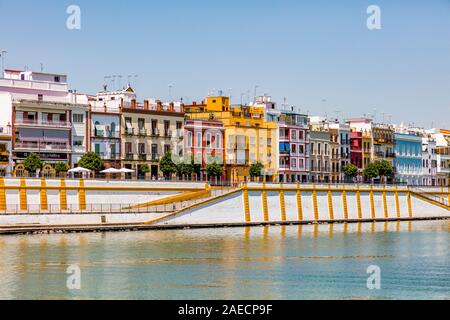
[
  {"left": 125, "top": 142, "right": 132, "bottom": 154},
  {"left": 138, "top": 143, "right": 145, "bottom": 154},
  {"left": 138, "top": 118, "right": 145, "bottom": 129},
  {"left": 54, "top": 76, "right": 60, "bottom": 82},
  {"left": 73, "top": 139, "right": 83, "bottom": 147},
  {"left": 215, "top": 134, "right": 221, "bottom": 148},
  {"left": 206, "top": 133, "right": 212, "bottom": 148},
  {"left": 299, "top": 145, "right": 304, "bottom": 154},
  {"left": 38, "top": 94, "right": 43, "bottom": 102},
  {"left": 176, "top": 121, "right": 182, "bottom": 130},
  {"left": 186, "top": 131, "right": 193, "bottom": 147},
  {"left": 291, "top": 158, "right": 297, "bottom": 168},
  {"left": 291, "top": 130, "right": 297, "bottom": 140},
  {"left": 164, "top": 120, "right": 170, "bottom": 136},
  {"left": 73, "top": 114, "right": 84, "bottom": 123},
  {"left": 151, "top": 119, "right": 158, "bottom": 135},
  {"left": 196, "top": 132, "right": 202, "bottom": 148},
  {"left": 291, "top": 144, "right": 297, "bottom": 154},
  {"left": 164, "top": 144, "right": 170, "bottom": 154},
  {"left": 95, "top": 143, "right": 100, "bottom": 154}
]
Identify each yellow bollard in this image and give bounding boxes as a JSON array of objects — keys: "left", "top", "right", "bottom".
[
  {"left": 0, "top": 178, "right": 6, "bottom": 211},
  {"left": 296, "top": 183, "right": 303, "bottom": 221},
  {"left": 262, "top": 182, "right": 269, "bottom": 222},
  {"left": 370, "top": 185, "right": 376, "bottom": 220},
  {"left": 394, "top": 186, "right": 401, "bottom": 218},
  {"left": 79, "top": 179, "right": 86, "bottom": 211},
  {"left": 243, "top": 183, "right": 251, "bottom": 222},
  {"left": 327, "top": 186, "right": 334, "bottom": 220},
  {"left": 356, "top": 185, "right": 362, "bottom": 219},
  {"left": 60, "top": 179, "right": 67, "bottom": 210},
  {"left": 382, "top": 186, "right": 388, "bottom": 219},
  {"left": 40, "top": 178, "right": 48, "bottom": 211},
  {"left": 279, "top": 183, "right": 286, "bottom": 221},
  {"left": 342, "top": 185, "right": 348, "bottom": 221},
  {"left": 19, "top": 178, "right": 27, "bottom": 211},
  {"left": 407, "top": 191, "right": 413, "bottom": 218},
  {"left": 312, "top": 186, "right": 319, "bottom": 221}
]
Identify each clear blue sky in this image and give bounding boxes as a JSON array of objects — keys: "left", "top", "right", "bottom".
[{"left": 1, "top": 0, "right": 449, "bottom": 128}]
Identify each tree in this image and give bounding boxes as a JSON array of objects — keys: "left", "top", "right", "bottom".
[
  {"left": 376, "top": 160, "right": 393, "bottom": 179},
  {"left": 206, "top": 162, "right": 223, "bottom": 178},
  {"left": 159, "top": 152, "right": 177, "bottom": 179},
  {"left": 139, "top": 164, "right": 150, "bottom": 174},
  {"left": 343, "top": 163, "right": 358, "bottom": 179},
  {"left": 249, "top": 162, "right": 264, "bottom": 180},
  {"left": 176, "top": 162, "right": 193, "bottom": 179},
  {"left": 55, "top": 162, "right": 70, "bottom": 174},
  {"left": 363, "top": 162, "right": 379, "bottom": 181},
  {"left": 78, "top": 152, "right": 104, "bottom": 172},
  {"left": 23, "top": 153, "right": 43, "bottom": 173}
]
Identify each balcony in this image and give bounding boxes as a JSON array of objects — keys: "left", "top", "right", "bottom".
[
  {"left": 436, "top": 147, "right": 450, "bottom": 159},
  {"left": 15, "top": 119, "right": 71, "bottom": 129},
  {"left": 124, "top": 128, "right": 134, "bottom": 135},
  {"left": 96, "top": 152, "right": 120, "bottom": 160},
  {"left": 138, "top": 154, "right": 147, "bottom": 161},
  {"left": 93, "top": 130, "right": 120, "bottom": 138},
  {"left": 15, "top": 141, "right": 71, "bottom": 152},
  {"left": 150, "top": 154, "right": 160, "bottom": 161},
  {"left": 124, "top": 153, "right": 134, "bottom": 160},
  {"left": 150, "top": 128, "right": 160, "bottom": 137},
  {"left": 138, "top": 128, "right": 147, "bottom": 136}
]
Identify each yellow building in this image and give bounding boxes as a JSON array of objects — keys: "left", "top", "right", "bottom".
[{"left": 185, "top": 96, "right": 278, "bottom": 183}]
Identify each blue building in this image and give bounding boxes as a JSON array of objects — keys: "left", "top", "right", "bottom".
[{"left": 394, "top": 133, "right": 423, "bottom": 185}]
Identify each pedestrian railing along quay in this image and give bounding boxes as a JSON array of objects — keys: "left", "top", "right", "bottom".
[{"left": 410, "top": 187, "right": 450, "bottom": 209}]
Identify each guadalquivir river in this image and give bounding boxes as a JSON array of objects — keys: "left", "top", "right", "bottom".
[{"left": 0, "top": 220, "right": 448, "bottom": 299}]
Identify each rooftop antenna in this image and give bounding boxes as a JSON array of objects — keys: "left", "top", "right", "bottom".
[
  {"left": 0, "top": 50, "right": 7, "bottom": 77},
  {"left": 40, "top": 63, "right": 44, "bottom": 72},
  {"left": 282, "top": 97, "right": 288, "bottom": 111},
  {"left": 168, "top": 84, "right": 174, "bottom": 101},
  {"left": 117, "top": 75, "right": 123, "bottom": 89},
  {"left": 111, "top": 75, "right": 117, "bottom": 90},
  {"left": 334, "top": 110, "right": 341, "bottom": 123},
  {"left": 253, "top": 85, "right": 259, "bottom": 103},
  {"left": 240, "top": 93, "right": 245, "bottom": 105}
]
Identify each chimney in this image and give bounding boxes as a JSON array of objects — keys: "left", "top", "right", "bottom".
[
  {"left": 131, "top": 99, "right": 136, "bottom": 109},
  {"left": 156, "top": 100, "right": 162, "bottom": 111},
  {"left": 169, "top": 102, "right": 174, "bottom": 112},
  {"left": 193, "top": 101, "right": 197, "bottom": 106},
  {"left": 144, "top": 100, "right": 149, "bottom": 110},
  {"left": 180, "top": 103, "right": 184, "bottom": 113}
]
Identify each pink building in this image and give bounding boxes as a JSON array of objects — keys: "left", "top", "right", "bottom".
[{"left": 278, "top": 110, "right": 310, "bottom": 183}]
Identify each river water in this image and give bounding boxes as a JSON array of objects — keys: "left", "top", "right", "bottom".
[{"left": 0, "top": 220, "right": 448, "bottom": 300}]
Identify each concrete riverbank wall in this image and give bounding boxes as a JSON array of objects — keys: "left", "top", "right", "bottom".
[
  {"left": 0, "top": 179, "right": 448, "bottom": 231},
  {"left": 151, "top": 183, "right": 450, "bottom": 226}
]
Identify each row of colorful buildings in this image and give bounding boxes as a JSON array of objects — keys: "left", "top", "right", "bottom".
[{"left": 0, "top": 68, "right": 449, "bottom": 186}]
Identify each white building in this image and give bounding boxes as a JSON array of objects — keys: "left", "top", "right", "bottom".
[
  {"left": 0, "top": 69, "right": 89, "bottom": 168},
  {"left": 421, "top": 136, "right": 437, "bottom": 186}
]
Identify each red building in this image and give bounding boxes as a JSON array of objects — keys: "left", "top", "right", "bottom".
[
  {"left": 184, "top": 119, "right": 225, "bottom": 181},
  {"left": 350, "top": 130, "right": 363, "bottom": 169}
]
